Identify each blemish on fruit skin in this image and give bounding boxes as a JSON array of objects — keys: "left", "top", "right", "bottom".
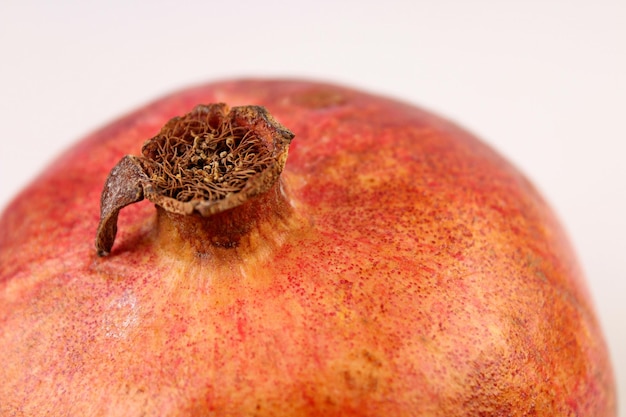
[
  {"left": 103, "top": 290, "right": 139, "bottom": 339},
  {"left": 287, "top": 88, "right": 347, "bottom": 109}
]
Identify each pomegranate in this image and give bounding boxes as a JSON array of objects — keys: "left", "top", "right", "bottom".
[{"left": 0, "top": 79, "right": 616, "bottom": 416}]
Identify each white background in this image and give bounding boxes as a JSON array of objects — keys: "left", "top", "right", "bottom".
[{"left": 1, "top": 0, "right": 624, "bottom": 412}]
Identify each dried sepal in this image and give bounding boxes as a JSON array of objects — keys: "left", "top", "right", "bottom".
[
  {"left": 95, "top": 155, "right": 148, "bottom": 256},
  {"left": 95, "top": 103, "right": 294, "bottom": 256}
]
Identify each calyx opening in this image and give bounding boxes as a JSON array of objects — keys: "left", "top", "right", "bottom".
[{"left": 95, "top": 103, "right": 294, "bottom": 257}]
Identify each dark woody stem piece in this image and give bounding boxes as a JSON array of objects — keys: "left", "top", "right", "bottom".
[{"left": 95, "top": 103, "right": 295, "bottom": 257}]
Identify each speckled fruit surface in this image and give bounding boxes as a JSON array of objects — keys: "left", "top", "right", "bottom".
[{"left": 0, "top": 79, "right": 616, "bottom": 416}]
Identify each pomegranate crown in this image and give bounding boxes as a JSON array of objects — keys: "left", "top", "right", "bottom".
[{"left": 95, "top": 103, "right": 294, "bottom": 256}]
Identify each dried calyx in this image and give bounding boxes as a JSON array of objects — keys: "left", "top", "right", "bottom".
[{"left": 95, "top": 103, "right": 294, "bottom": 256}]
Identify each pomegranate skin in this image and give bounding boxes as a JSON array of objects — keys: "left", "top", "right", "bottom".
[{"left": 0, "top": 79, "right": 616, "bottom": 416}]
